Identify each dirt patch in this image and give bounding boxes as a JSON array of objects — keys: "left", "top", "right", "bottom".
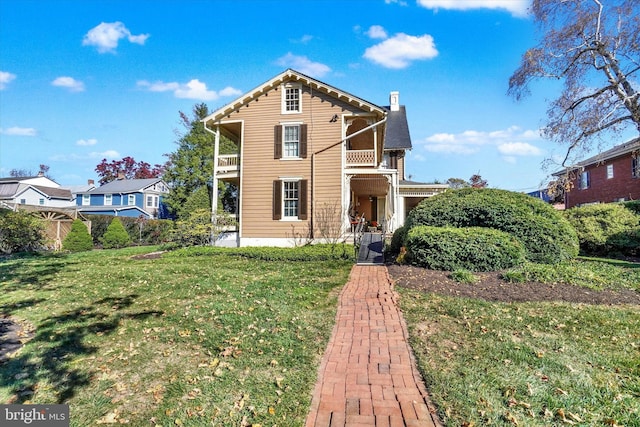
[
  {"left": 130, "top": 251, "right": 165, "bottom": 260},
  {"left": 387, "top": 264, "right": 640, "bottom": 305}
]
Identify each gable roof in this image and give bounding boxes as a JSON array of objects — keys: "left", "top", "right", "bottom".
[
  {"left": 560, "top": 138, "right": 640, "bottom": 173},
  {"left": 202, "top": 69, "right": 386, "bottom": 124},
  {"left": 16, "top": 185, "right": 73, "bottom": 200},
  {"left": 87, "top": 178, "right": 166, "bottom": 194}
]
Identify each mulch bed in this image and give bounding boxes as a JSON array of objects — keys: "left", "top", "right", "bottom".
[{"left": 387, "top": 264, "right": 640, "bottom": 306}]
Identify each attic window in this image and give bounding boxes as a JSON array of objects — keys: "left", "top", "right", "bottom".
[{"left": 282, "top": 83, "right": 302, "bottom": 114}]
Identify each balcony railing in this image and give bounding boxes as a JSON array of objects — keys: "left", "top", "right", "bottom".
[
  {"left": 346, "top": 149, "right": 376, "bottom": 167},
  {"left": 217, "top": 154, "right": 239, "bottom": 174}
]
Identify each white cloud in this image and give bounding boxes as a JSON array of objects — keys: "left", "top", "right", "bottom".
[
  {"left": 0, "top": 71, "right": 16, "bottom": 90},
  {"left": 82, "top": 22, "right": 149, "bottom": 53},
  {"left": 366, "top": 25, "right": 388, "bottom": 39},
  {"left": 137, "top": 79, "right": 240, "bottom": 101},
  {"left": 52, "top": 76, "right": 85, "bottom": 92},
  {"left": 364, "top": 33, "right": 438, "bottom": 69},
  {"left": 417, "top": 0, "right": 530, "bottom": 17},
  {"left": 385, "top": 0, "right": 408, "bottom": 5},
  {"left": 76, "top": 138, "right": 98, "bottom": 146},
  {"left": 497, "top": 142, "right": 542, "bottom": 156},
  {"left": 90, "top": 150, "right": 120, "bottom": 159},
  {"left": 276, "top": 53, "right": 332, "bottom": 78},
  {"left": 0, "top": 127, "right": 37, "bottom": 136},
  {"left": 51, "top": 150, "right": 120, "bottom": 162},
  {"left": 422, "top": 126, "right": 542, "bottom": 156}
]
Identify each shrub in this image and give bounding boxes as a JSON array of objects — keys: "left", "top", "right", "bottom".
[
  {"left": 100, "top": 217, "right": 131, "bottom": 249},
  {"left": 449, "top": 269, "right": 478, "bottom": 284},
  {"left": 405, "top": 225, "right": 526, "bottom": 272},
  {"left": 85, "top": 214, "right": 173, "bottom": 245},
  {"left": 0, "top": 210, "right": 47, "bottom": 254},
  {"left": 62, "top": 219, "right": 93, "bottom": 252},
  {"left": 563, "top": 203, "right": 640, "bottom": 256},
  {"left": 387, "top": 225, "right": 408, "bottom": 259},
  {"left": 406, "top": 188, "right": 579, "bottom": 264},
  {"left": 167, "top": 208, "right": 212, "bottom": 247}
]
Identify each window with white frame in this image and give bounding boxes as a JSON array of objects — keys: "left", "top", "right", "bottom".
[
  {"left": 283, "top": 125, "right": 300, "bottom": 158},
  {"left": 283, "top": 181, "right": 299, "bottom": 218},
  {"left": 606, "top": 164, "right": 614, "bottom": 179},
  {"left": 20, "top": 199, "right": 26, "bottom": 204},
  {"left": 146, "top": 195, "right": 159, "bottom": 208},
  {"left": 128, "top": 194, "right": 135, "bottom": 206},
  {"left": 39, "top": 198, "right": 45, "bottom": 206},
  {"left": 579, "top": 171, "right": 590, "bottom": 189},
  {"left": 82, "top": 194, "right": 90, "bottom": 206},
  {"left": 104, "top": 194, "right": 112, "bottom": 205},
  {"left": 282, "top": 83, "right": 301, "bottom": 113},
  {"left": 272, "top": 179, "right": 308, "bottom": 221}
]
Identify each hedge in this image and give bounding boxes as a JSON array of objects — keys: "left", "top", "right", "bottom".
[
  {"left": 405, "top": 188, "right": 579, "bottom": 264},
  {"left": 563, "top": 203, "right": 640, "bottom": 256},
  {"left": 83, "top": 214, "right": 173, "bottom": 246},
  {"left": 405, "top": 225, "right": 526, "bottom": 272}
]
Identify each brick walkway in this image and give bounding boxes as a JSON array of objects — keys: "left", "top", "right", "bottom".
[{"left": 305, "top": 265, "right": 441, "bottom": 427}]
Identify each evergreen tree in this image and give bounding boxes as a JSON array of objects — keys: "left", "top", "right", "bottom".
[
  {"left": 100, "top": 217, "right": 131, "bottom": 249},
  {"left": 62, "top": 219, "right": 93, "bottom": 252}
]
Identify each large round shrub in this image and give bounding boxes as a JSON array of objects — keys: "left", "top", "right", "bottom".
[
  {"left": 62, "top": 219, "right": 93, "bottom": 252},
  {"left": 406, "top": 188, "right": 579, "bottom": 264},
  {"left": 563, "top": 203, "right": 640, "bottom": 256},
  {"left": 405, "top": 226, "right": 526, "bottom": 271},
  {"left": 0, "top": 210, "right": 46, "bottom": 254}
]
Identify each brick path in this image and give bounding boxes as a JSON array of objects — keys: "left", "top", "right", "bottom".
[{"left": 305, "top": 265, "right": 441, "bottom": 427}]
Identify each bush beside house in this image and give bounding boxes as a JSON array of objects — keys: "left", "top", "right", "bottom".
[
  {"left": 100, "top": 217, "right": 131, "bottom": 249},
  {"left": 62, "top": 219, "right": 94, "bottom": 252},
  {"left": 86, "top": 214, "right": 173, "bottom": 246},
  {"left": 404, "top": 188, "right": 579, "bottom": 265}
]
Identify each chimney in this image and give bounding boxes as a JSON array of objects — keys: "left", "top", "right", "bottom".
[
  {"left": 117, "top": 171, "right": 125, "bottom": 180},
  {"left": 37, "top": 171, "right": 45, "bottom": 177},
  {"left": 88, "top": 179, "right": 95, "bottom": 186},
  {"left": 390, "top": 91, "right": 399, "bottom": 112}
]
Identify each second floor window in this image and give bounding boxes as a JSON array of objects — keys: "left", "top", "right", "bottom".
[
  {"left": 128, "top": 194, "right": 135, "bottom": 205},
  {"left": 104, "top": 194, "right": 112, "bottom": 205},
  {"left": 39, "top": 198, "right": 45, "bottom": 205},
  {"left": 82, "top": 194, "right": 90, "bottom": 206},
  {"left": 274, "top": 124, "right": 307, "bottom": 159},
  {"left": 284, "top": 125, "right": 300, "bottom": 158},
  {"left": 607, "top": 164, "right": 614, "bottom": 179}
]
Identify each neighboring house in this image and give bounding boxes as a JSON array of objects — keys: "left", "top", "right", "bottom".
[
  {"left": 76, "top": 177, "right": 169, "bottom": 219},
  {"left": 0, "top": 174, "right": 74, "bottom": 208},
  {"left": 202, "top": 68, "right": 446, "bottom": 247},
  {"left": 553, "top": 138, "right": 640, "bottom": 209}
]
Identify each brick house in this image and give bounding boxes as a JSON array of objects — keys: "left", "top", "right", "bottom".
[{"left": 556, "top": 138, "right": 640, "bottom": 208}]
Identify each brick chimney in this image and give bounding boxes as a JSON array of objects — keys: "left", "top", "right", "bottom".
[
  {"left": 390, "top": 91, "right": 399, "bottom": 112},
  {"left": 117, "top": 171, "right": 125, "bottom": 180},
  {"left": 88, "top": 179, "right": 95, "bottom": 186}
]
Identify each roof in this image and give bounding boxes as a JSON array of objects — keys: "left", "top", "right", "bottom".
[
  {"left": 87, "top": 178, "right": 165, "bottom": 194},
  {"left": 0, "top": 182, "right": 20, "bottom": 198},
  {"left": 557, "top": 138, "right": 640, "bottom": 174},
  {"left": 202, "top": 68, "right": 386, "bottom": 124},
  {"left": 383, "top": 105, "right": 412, "bottom": 150},
  {"left": 29, "top": 185, "right": 73, "bottom": 200},
  {"left": 399, "top": 180, "right": 449, "bottom": 189}
]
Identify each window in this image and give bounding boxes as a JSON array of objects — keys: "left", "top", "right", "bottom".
[
  {"left": 282, "top": 83, "right": 301, "bottom": 113},
  {"left": 128, "top": 194, "right": 135, "bottom": 206},
  {"left": 274, "top": 124, "right": 307, "bottom": 159},
  {"left": 633, "top": 157, "right": 640, "bottom": 178},
  {"left": 607, "top": 164, "right": 614, "bottom": 179},
  {"left": 20, "top": 199, "right": 26, "bottom": 204},
  {"left": 579, "top": 171, "right": 590, "bottom": 189},
  {"left": 146, "top": 195, "right": 158, "bottom": 208},
  {"left": 104, "top": 194, "right": 112, "bottom": 205},
  {"left": 82, "top": 194, "right": 90, "bottom": 206},
  {"left": 273, "top": 179, "right": 308, "bottom": 220},
  {"left": 39, "top": 198, "right": 45, "bottom": 206}
]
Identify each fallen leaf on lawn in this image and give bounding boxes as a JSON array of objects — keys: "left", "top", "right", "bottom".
[
  {"left": 96, "top": 412, "right": 118, "bottom": 424},
  {"left": 503, "top": 411, "right": 518, "bottom": 425},
  {"left": 268, "top": 407, "right": 275, "bottom": 415},
  {"left": 555, "top": 388, "right": 568, "bottom": 395}
]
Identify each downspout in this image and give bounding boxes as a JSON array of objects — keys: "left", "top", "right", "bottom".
[{"left": 310, "top": 115, "right": 387, "bottom": 239}]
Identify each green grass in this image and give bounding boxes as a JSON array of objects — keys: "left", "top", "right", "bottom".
[
  {"left": 0, "top": 246, "right": 352, "bottom": 426},
  {"left": 399, "top": 258, "right": 640, "bottom": 427}
]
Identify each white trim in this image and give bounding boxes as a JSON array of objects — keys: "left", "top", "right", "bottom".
[
  {"left": 281, "top": 82, "right": 302, "bottom": 114},
  {"left": 104, "top": 194, "right": 112, "bottom": 206}
]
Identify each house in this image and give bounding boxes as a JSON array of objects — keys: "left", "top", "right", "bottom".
[
  {"left": 201, "top": 69, "right": 446, "bottom": 247},
  {"left": 554, "top": 138, "right": 640, "bottom": 209},
  {"left": 0, "top": 173, "right": 74, "bottom": 209},
  {"left": 76, "top": 177, "right": 169, "bottom": 219}
]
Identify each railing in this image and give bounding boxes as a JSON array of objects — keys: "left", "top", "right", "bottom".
[
  {"left": 353, "top": 216, "right": 366, "bottom": 258},
  {"left": 217, "top": 154, "right": 239, "bottom": 174},
  {"left": 346, "top": 149, "right": 375, "bottom": 167}
]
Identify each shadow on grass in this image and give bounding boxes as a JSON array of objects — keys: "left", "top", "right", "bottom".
[
  {"left": 0, "top": 253, "right": 78, "bottom": 295},
  {"left": 0, "top": 293, "right": 163, "bottom": 404}
]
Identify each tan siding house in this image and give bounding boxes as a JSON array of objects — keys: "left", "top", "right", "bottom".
[{"left": 202, "top": 69, "right": 446, "bottom": 247}]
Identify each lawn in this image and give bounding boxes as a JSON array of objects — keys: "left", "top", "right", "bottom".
[
  {"left": 394, "top": 259, "right": 640, "bottom": 427},
  {"left": 0, "top": 246, "right": 353, "bottom": 426}
]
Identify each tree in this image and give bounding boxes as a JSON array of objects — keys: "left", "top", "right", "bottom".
[
  {"left": 95, "top": 156, "right": 165, "bottom": 185},
  {"left": 469, "top": 174, "right": 488, "bottom": 188},
  {"left": 62, "top": 219, "right": 93, "bottom": 252},
  {"left": 509, "top": 0, "right": 640, "bottom": 168},
  {"left": 446, "top": 174, "right": 488, "bottom": 189},
  {"left": 99, "top": 217, "right": 131, "bottom": 249},
  {"left": 162, "top": 103, "right": 238, "bottom": 219},
  {"left": 10, "top": 164, "right": 52, "bottom": 179}
]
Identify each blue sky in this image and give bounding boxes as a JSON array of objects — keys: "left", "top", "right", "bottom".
[{"left": 1, "top": 0, "right": 570, "bottom": 191}]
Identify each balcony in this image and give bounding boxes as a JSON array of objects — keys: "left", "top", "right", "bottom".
[
  {"left": 346, "top": 149, "right": 376, "bottom": 167},
  {"left": 217, "top": 154, "right": 239, "bottom": 176}
]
